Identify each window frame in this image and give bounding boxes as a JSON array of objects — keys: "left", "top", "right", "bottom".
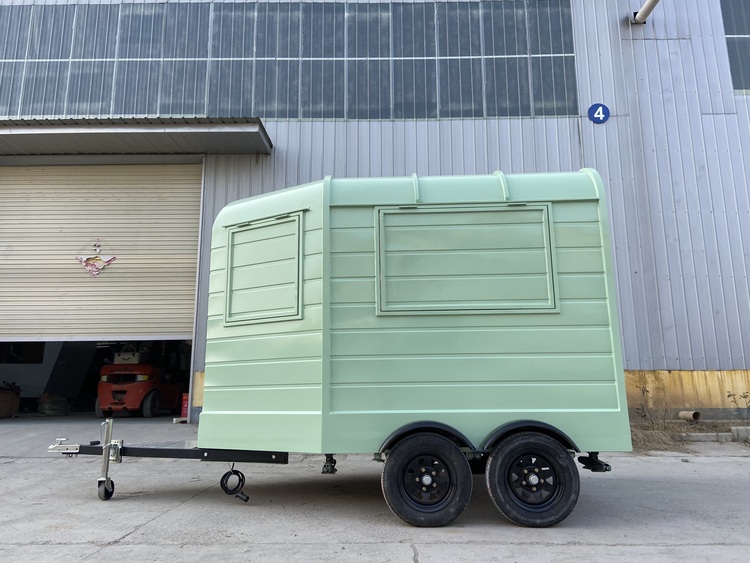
[
  {"left": 224, "top": 213, "right": 304, "bottom": 326},
  {"left": 375, "top": 204, "right": 559, "bottom": 316},
  {"left": 721, "top": 0, "right": 750, "bottom": 92}
]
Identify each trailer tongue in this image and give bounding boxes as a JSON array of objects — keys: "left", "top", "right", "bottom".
[{"left": 49, "top": 418, "right": 288, "bottom": 501}]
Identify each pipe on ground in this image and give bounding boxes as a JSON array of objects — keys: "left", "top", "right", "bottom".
[{"left": 677, "top": 411, "right": 701, "bottom": 422}]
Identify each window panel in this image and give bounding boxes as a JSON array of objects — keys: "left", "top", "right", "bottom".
[
  {"left": 254, "top": 60, "right": 300, "bottom": 119},
  {"left": 27, "top": 4, "right": 76, "bottom": 59},
  {"left": 347, "top": 4, "right": 390, "bottom": 59},
  {"left": 257, "top": 3, "right": 301, "bottom": 59},
  {"left": 67, "top": 61, "right": 115, "bottom": 117},
  {"left": 19, "top": 61, "right": 69, "bottom": 116},
  {"left": 378, "top": 206, "right": 556, "bottom": 313},
  {"left": 119, "top": 3, "right": 166, "bottom": 59},
  {"left": 211, "top": 2, "right": 256, "bottom": 59},
  {"left": 0, "top": 5, "right": 32, "bottom": 59},
  {"left": 207, "top": 59, "right": 254, "bottom": 117},
  {"left": 301, "top": 2, "right": 346, "bottom": 58},
  {"left": 0, "top": 1, "right": 579, "bottom": 121},
  {"left": 531, "top": 56, "right": 578, "bottom": 116},
  {"left": 393, "top": 2, "right": 436, "bottom": 58},
  {"left": 301, "top": 59, "right": 345, "bottom": 118},
  {"left": 722, "top": 1, "right": 750, "bottom": 91},
  {"left": 485, "top": 57, "right": 531, "bottom": 117},
  {"left": 226, "top": 216, "right": 303, "bottom": 325},
  {"left": 482, "top": 0, "right": 527, "bottom": 56},
  {"left": 113, "top": 60, "right": 161, "bottom": 116},
  {"left": 439, "top": 58, "right": 484, "bottom": 118},
  {"left": 437, "top": 2, "right": 481, "bottom": 58},
  {"left": 394, "top": 59, "right": 438, "bottom": 119},
  {"left": 726, "top": 37, "right": 750, "bottom": 90},
  {"left": 160, "top": 60, "right": 208, "bottom": 116},
  {"left": 164, "top": 3, "right": 210, "bottom": 59},
  {"left": 528, "top": 0, "right": 574, "bottom": 55},
  {"left": 721, "top": 0, "right": 750, "bottom": 36},
  {"left": 72, "top": 4, "right": 119, "bottom": 59},
  {"left": 347, "top": 60, "right": 391, "bottom": 119},
  {"left": 0, "top": 62, "right": 24, "bottom": 117}
]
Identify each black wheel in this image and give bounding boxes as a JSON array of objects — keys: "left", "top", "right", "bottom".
[
  {"left": 485, "top": 432, "right": 580, "bottom": 527},
  {"left": 142, "top": 390, "right": 161, "bottom": 418},
  {"left": 98, "top": 479, "right": 115, "bottom": 501},
  {"left": 381, "top": 433, "right": 472, "bottom": 527},
  {"left": 94, "top": 397, "right": 111, "bottom": 419}
]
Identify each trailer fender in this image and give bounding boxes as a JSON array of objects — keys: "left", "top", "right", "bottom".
[
  {"left": 378, "top": 421, "right": 476, "bottom": 454},
  {"left": 481, "top": 420, "right": 580, "bottom": 453}
]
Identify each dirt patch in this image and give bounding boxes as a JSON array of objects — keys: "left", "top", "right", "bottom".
[
  {"left": 629, "top": 418, "right": 747, "bottom": 453},
  {"left": 630, "top": 425, "right": 689, "bottom": 453}
]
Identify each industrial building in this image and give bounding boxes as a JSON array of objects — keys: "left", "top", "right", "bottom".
[{"left": 1, "top": 0, "right": 748, "bottom": 419}]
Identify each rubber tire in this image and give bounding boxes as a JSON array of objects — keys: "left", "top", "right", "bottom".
[
  {"left": 485, "top": 432, "right": 580, "bottom": 528},
  {"left": 142, "top": 390, "right": 161, "bottom": 418},
  {"left": 381, "top": 433, "right": 472, "bottom": 527},
  {"left": 98, "top": 480, "right": 115, "bottom": 501},
  {"left": 94, "top": 397, "right": 111, "bottom": 419}
]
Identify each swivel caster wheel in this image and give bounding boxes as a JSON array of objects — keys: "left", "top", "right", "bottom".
[{"left": 98, "top": 479, "right": 115, "bottom": 501}]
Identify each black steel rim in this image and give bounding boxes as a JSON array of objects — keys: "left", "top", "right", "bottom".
[
  {"left": 505, "top": 453, "right": 563, "bottom": 510},
  {"left": 400, "top": 453, "right": 455, "bottom": 510}
]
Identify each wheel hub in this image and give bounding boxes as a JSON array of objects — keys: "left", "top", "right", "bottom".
[
  {"left": 509, "top": 455, "right": 559, "bottom": 506},
  {"left": 402, "top": 456, "right": 452, "bottom": 507}
]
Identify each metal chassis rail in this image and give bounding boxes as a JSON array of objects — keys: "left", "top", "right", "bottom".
[
  {"left": 71, "top": 443, "right": 289, "bottom": 463},
  {"left": 48, "top": 418, "right": 289, "bottom": 501}
]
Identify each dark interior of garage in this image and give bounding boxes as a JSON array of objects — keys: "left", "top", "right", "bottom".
[{"left": 1, "top": 340, "right": 191, "bottom": 418}]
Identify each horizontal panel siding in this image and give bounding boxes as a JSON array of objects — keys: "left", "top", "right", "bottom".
[
  {"left": 197, "top": 413, "right": 323, "bottom": 453},
  {"left": 385, "top": 250, "right": 549, "bottom": 276},
  {"left": 0, "top": 164, "right": 201, "bottom": 340},
  {"left": 206, "top": 359, "right": 322, "bottom": 388},
  {"left": 329, "top": 383, "right": 620, "bottom": 413},
  {"left": 331, "top": 355, "right": 616, "bottom": 384},
  {"left": 329, "top": 301, "right": 611, "bottom": 330},
  {"left": 206, "top": 332, "right": 322, "bottom": 364},
  {"left": 330, "top": 328, "right": 614, "bottom": 356},
  {"left": 328, "top": 198, "right": 615, "bottom": 412},
  {"left": 200, "top": 184, "right": 324, "bottom": 452},
  {"left": 203, "top": 387, "right": 321, "bottom": 412}
]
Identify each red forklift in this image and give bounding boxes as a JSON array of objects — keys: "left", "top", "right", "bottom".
[{"left": 95, "top": 342, "right": 187, "bottom": 418}]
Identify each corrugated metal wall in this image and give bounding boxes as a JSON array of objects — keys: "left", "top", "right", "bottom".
[
  {"left": 607, "top": 0, "right": 750, "bottom": 371},
  {"left": 196, "top": 0, "right": 750, "bottom": 373}
]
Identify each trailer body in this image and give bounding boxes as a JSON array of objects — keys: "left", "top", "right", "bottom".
[{"left": 197, "top": 170, "right": 631, "bottom": 456}]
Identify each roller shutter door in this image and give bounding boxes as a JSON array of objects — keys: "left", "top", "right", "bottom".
[{"left": 0, "top": 164, "right": 202, "bottom": 340}]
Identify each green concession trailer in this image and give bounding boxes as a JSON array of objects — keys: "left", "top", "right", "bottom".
[{"left": 197, "top": 169, "right": 632, "bottom": 527}]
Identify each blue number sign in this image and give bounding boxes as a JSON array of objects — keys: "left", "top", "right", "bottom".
[{"left": 588, "top": 103, "right": 610, "bottom": 124}]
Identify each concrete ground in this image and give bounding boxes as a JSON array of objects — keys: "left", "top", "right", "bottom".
[{"left": 1, "top": 414, "right": 749, "bottom": 562}]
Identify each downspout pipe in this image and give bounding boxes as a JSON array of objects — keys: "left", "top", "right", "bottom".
[{"left": 631, "top": 0, "right": 662, "bottom": 24}]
